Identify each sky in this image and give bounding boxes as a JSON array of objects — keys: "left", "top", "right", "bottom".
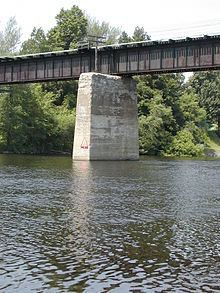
[{"left": 1, "top": 0, "right": 220, "bottom": 42}]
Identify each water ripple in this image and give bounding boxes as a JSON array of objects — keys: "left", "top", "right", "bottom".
[{"left": 0, "top": 155, "right": 219, "bottom": 292}]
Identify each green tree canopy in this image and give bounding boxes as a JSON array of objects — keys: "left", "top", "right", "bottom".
[
  {"left": 189, "top": 72, "right": 220, "bottom": 132},
  {"left": 118, "top": 31, "right": 132, "bottom": 43},
  {"left": 20, "top": 27, "right": 49, "bottom": 54},
  {"left": 0, "top": 85, "right": 75, "bottom": 154},
  {"left": 132, "top": 26, "right": 150, "bottom": 42},
  {"left": 139, "top": 95, "right": 175, "bottom": 154},
  {"left": 166, "top": 129, "right": 204, "bottom": 157},
  {"left": 179, "top": 93, "right": 206, "bottom": 127},
  {"left": 47, "top": 5, "right": 87, "bottom": 50},
  {"left": 118, "top": 26, "right": 150, "bottom": 44}
]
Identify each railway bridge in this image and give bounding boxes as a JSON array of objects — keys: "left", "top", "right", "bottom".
[{"left": 1, "top": 35, "right": 220, "bottom": 160}]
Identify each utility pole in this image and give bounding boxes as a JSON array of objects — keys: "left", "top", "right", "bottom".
[
  {"left": 78, "top": 35, "right": 106, "bottom": 72},
  {"left": 94, "top": 40, "right": 98, "bottom": 72},
  {"left": 88, "top": 35, "right": 106, "bottom": 72}
]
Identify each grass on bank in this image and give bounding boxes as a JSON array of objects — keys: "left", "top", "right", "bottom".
[
  {"left": 208, "top": 131, "right": 220, "bottom": 152},
  {"left": 207, "top": 130, "right": 220, "bottom": 153}
]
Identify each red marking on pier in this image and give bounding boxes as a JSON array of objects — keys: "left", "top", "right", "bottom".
[{"left": 81, "top": 138, "right": 89, "bottom": 149}]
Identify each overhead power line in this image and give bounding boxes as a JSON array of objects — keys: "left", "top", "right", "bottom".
[{"left": 147, "top": 18, "right": 220, "bottom": 35}]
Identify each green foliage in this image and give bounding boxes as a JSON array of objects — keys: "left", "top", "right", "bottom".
[
  {"left": 32, "top": 85, "right": 75, "bottom": 153},
  {"left": 137, "top": 75, "right": 208, "bottom": 157},
  {"left": 166, "top": 129, "right": 204, "bottom": 157},
  {"left": 41, "top": 80, "right": 78, "bottom": 108},
  {"left": 139, "top": 96, "right": 175, "bottom": 154},
  {"left": 207, "top": 130, "right": 220, "bottom": 152},
  {"left": 179, "top": 93, "right": 206, "bottom": 127},
  {"left": 189, "top": 72, "right": 220, "bottom": 132},
  {"left": 119, "top": 26, "right": 150, "bottom": 44},
  {"left": 21, "top": 27, "right": 49, "bottom": 54},
  {"left": 137, "top": 74, "right": 182, "bottom": 107},
  {"left": 136, "top": 73, "right": 184, "bottom": 132},
  {"left": 0, "top": 85, "right": 75, "bottom": 154},
  {"left": 47, "top": 5, "right": 87, "bottom": 50},
  {"left": 118, "top": 31, "right": 132, "bottom": 43},
  {"left": 132, "top": 26, "right": 150, "bottom": 41},
  {"left": 52, "top": 103, "right": 75, "bottom": 152},
  {"left": 0, "top": 87, "right": 24, "bottom": 151},
  {"left": 21, "top": 6, "right": 88, "bottom": 53},
  {"left": 136, "top": 75, "right": 161, "bottom": 115},
  {"left": 185, "top": 121, "right": 209, "bottom": 145}
]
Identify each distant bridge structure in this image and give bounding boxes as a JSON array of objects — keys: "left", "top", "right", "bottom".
[{"left": 0, "top": 35, "right": 220, "bottom": 84}]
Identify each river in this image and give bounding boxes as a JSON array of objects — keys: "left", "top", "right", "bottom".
[{"left": 0, "top": 154, "right": 219, "bottom": 292}]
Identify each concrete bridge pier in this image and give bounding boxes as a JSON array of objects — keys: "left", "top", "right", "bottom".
[{"left": 72, "top": 73, "right": 139, "bottom": 160}]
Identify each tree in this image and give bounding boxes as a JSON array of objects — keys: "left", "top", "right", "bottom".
[
  {"left": 0, "top": 85, "right": 75, "bottom": 154},
  {"left": 139, "top": 95, "right": 175, "bottom": 155},
  {"left": 0, "top": 17, "right": 21, "bottom": 55},
  {"left": 165, "top": 92, "right": 208, "bottom": 157},
  {"left": 0, "top": 17, "right": 22, "bottom": 151},
  {"left": 87, "top": 17, "right": 121, "bottom": 45},
  {"left": 189, "top": 72, "right": 220, "bottom": 132},
  {"left": 135, "top": 72, "right": 209, "bottom": 156},
  {"left": 0, "top": 14, "right": 75, "bottom": 154},
  {"left": 47, "top": 5, "right": 87, "bottom": 50},
  {"left": 20, "top": 27, "right": 49, "bottom": 54},
  {"left": 118, "top": 26, "right": 150, "bottom": 44},
  {"left": 0, "top": 85, "right": 50, "bottom": 153},
  {"left": 178, "top": 93, "right": 206, "bottom": 127},
  {"left": 0, "top": 88, "right": 19, "bottom": 151},
  {"left": 118, "top": 31, "right": 132, "bottom": 43},
  {"left": 41, "top": 80, "right": 78, "bottom": 108},
  {"left": 135, "top": 73, "right": 184, "bottom": 132},
  {"left": 132, "top": 26, "right": 150, "bottom": 42},
  {"left": 166, "top": 129, "right": 204, "bottom": 157}
]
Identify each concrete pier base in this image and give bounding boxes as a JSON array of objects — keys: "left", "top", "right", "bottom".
[{"left": 72, "top": 73, "right": 139, "bottom": 160}]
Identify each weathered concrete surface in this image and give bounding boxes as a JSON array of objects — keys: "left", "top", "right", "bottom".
[{"left": 73, "top": 73, "right": 139, "bottom": 160}]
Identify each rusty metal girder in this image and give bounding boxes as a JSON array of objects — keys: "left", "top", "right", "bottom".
[{"left": 0, "top": 35, "right": 220, "bottom": 84}]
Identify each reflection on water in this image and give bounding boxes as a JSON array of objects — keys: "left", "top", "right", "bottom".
[{"left": 0, "top": 155, "right": 220, "bottom": 292}]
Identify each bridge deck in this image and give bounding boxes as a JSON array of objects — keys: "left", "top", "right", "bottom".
[{"left": 1, "top": 35, "right": 220, "bottom": 84}]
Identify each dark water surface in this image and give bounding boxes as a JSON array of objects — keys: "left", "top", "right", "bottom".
[{"left": 0, "top": 155, "right": 219, "bottom": 292}]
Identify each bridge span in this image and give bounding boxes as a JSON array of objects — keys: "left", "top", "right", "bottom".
[
  {"left": 1, "top": 35, "right": 219, "bottom": 161},
  {"left": 1, "top": 35, "right": 220, "bottom": 84}
]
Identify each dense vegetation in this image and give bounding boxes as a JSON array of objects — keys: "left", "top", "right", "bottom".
[{"left": 0, "top": 6, "right": 219, "bottom": 156}]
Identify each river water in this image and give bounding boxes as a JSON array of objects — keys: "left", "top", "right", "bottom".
[{"left": 0, "top": 154, "right": 219, "bottom": 292}]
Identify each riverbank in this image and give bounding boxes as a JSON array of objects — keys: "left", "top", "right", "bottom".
[
  {"left": 205, "top": 131, "right": 220, "bottom": 158},
  {"left": 1, "top": 131, "right": 220, "bottom": 159}
]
